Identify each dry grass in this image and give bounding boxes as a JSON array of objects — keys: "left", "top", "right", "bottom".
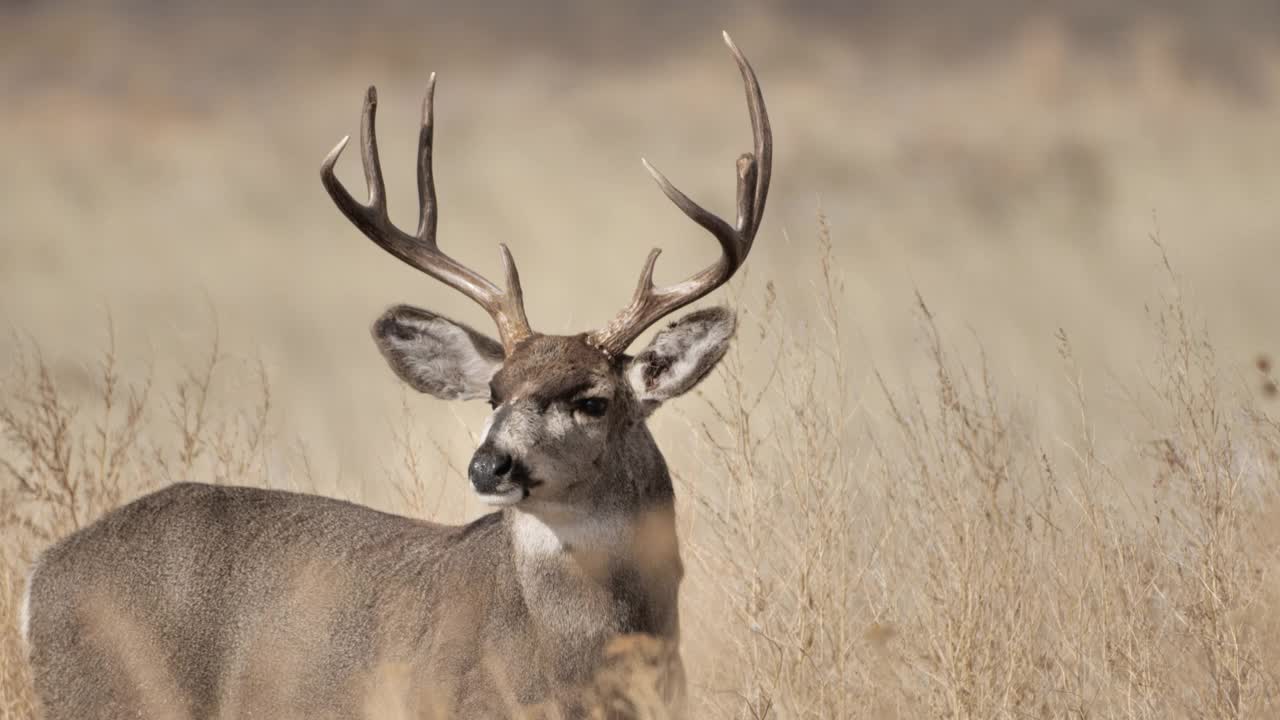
[
  {"left": 4, "top": 3, "right": 1280, "bottom": 718},
  {"left": 676, "top": 226, "right": 1280, "bottom": 718},
  {"left": 4, "top": 220, "right": 1278, "bottom": 718}
]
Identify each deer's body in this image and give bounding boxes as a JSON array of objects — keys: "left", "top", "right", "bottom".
[
  {"left": 25, "top": 32, "right": 770, "bottom": 719},
  {"left": 27, "top": 479, "right": 681, "bottom": 717}
]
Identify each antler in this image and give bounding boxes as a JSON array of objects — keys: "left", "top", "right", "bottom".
[
  {"left": 321, "top": 76, "right": 533, "bottom": 353},
  {"left": 587, "top": 32, "right": 772, "bottom": 357}
]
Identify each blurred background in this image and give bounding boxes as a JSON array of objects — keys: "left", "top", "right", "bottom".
[{"left": 2, "top": 0, "right": 1279, "bottom": 505}]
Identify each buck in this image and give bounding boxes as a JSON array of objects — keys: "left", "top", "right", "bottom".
[{"left": 22, "top": 32, "right": 771, "bottom": 718}]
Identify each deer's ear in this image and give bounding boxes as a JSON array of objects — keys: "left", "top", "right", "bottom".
[
  {"left": 626, "top": 307, "right": 736, "bottom": 412},
  {"left": 372, "top": 305, "right": 504, "bottom": 401}
]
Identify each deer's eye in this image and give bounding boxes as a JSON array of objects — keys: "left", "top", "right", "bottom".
[{"left": 574, "top": 397, "right": 609, "bottom": 418}]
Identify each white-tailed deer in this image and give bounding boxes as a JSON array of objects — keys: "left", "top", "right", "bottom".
[{"left": 23, "top": 32, "right": 770, "bottom": 719}]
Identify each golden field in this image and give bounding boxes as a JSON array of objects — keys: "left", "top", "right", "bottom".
[{"left": 3, "top": 2, "right": 1280, "bottom": 717}]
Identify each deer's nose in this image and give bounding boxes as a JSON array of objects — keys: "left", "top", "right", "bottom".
[{"left": 469, "top": 445, "right": 514, "bottom": 493}]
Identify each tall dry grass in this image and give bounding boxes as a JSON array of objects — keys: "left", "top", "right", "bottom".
[
  {"left": 677, "top": 219, "right": 1280, "bottom": 718},
  {"left": 2, "top": 217, "right": 1278, "bottom": 718}
]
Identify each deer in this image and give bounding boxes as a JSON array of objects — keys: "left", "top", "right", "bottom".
[{"left": 22, "top": 32, "right": 771, "bottom": 719}]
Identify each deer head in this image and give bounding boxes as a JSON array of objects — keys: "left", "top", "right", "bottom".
[{"left": 321, "top": 33, "right": 770, "bottom": 515}]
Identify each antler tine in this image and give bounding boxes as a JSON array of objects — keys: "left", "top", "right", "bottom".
[
  {"left": 724, "top": 31, "right": 772, "bottom": 236},
  {"left": 588, "top": 32, "right": 772, "bottom": 357},
  {"left": 416, "top": 74, "right": 439, "bottom": 243},
  {"left": 321, "top": 78, "right": 533, "bottom": 353}
]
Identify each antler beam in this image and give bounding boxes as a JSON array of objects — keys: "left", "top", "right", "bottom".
[
  {"left": 321, "top": 76, "right": 533, "bottom": 353},
  {"left": 588, "top": 31, "right": 772, "bottom": 357}
]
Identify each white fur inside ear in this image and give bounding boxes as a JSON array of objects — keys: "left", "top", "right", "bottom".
[
  {"left": 378, "top": 312, "right": 503, "bottom": 400},
  {"left": 626, "top": 361, "right": 653, "bottom": 400},
  {"left": 629, "top": 310, "right": 735, "bottom": 405}
]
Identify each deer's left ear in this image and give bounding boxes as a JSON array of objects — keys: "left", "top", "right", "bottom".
[{"left": 626, "top": 307, "right": 736, "bottom": 412}]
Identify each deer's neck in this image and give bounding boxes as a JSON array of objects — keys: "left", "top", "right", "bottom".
[
  {"left": 506, "top": 496, "right": 683, "bottom": 642},
  {"left": 510, "top": 506, "right": 634, "bottom": 560}
]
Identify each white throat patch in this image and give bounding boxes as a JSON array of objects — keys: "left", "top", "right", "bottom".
[{"left": 512, "top": 510, "right": 630, "bottom": 558}]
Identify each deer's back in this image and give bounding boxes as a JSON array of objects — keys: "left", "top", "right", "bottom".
[{"left": 26, "top": 482, "right": 517, "bottom": 718}]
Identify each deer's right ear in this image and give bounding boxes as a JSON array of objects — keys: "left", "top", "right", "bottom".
[{"left": 372, "top": 305, "right": 504, "bottom": 401}]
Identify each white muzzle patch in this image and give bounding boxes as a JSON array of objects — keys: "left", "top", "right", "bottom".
[{"left": 475, "top": 484, "right": 524, "bottom": 507}]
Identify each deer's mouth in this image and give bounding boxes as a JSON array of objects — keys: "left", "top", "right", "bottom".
[
  {"left": 509, "top": 462, "right": 544, "bottom": 491},
  {"left": 475, "top": 483, "right": 524, "bottom": 506},
  {"left": 475, "top": 463, "right": 543, "bottom": 506}
]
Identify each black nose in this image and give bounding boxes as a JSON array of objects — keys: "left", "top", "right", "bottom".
[{"left": 469, "top": 445, "right": 514, "bottom": 493}]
